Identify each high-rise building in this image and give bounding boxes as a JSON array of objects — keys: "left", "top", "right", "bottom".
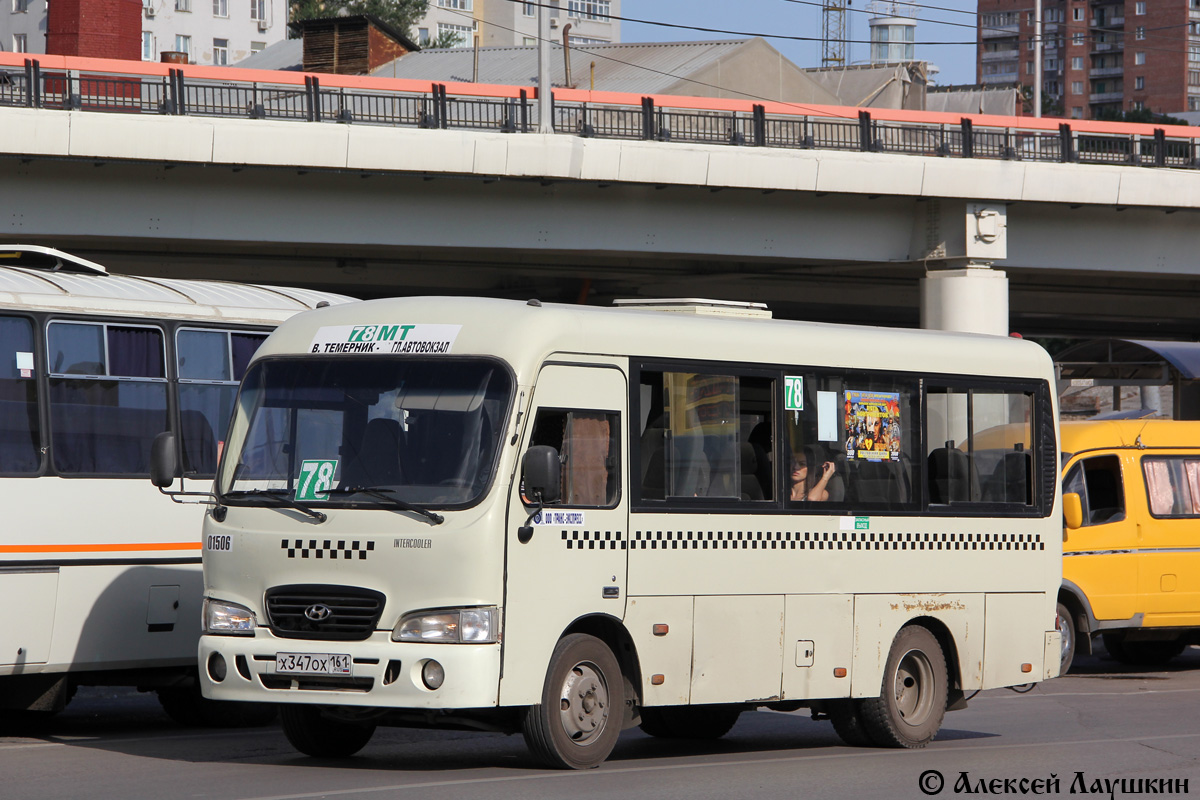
[
  {"left": 978, "top": 0, "right": 1199, "bottom": 119},
  {"left": 413, "top": 0, "right": 619, "bottom": 50}
]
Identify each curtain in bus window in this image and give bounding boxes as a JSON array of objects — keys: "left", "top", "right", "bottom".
[
  {"left": 108, "top": 326, "right": 164, "bottom": 378},
  {"left": 1184, "top": 460, "right": 1200, "bottom": 515},
  {"left": 48, "top": 322, "right": 168, "bottom": 475},
  {"left": 0, "top": 315, "right": 40, "bottom": 474},
  {"left": 1143, "top": 458, "right": 1175, "bottom": 516},
  {"left": 231, "top": 333, "right": 266, "bottom": 380},
  {"left": 564, "top": 413, "right": 612, "bottom": 506}
]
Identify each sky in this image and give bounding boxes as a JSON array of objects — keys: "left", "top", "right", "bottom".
[{"left": 620, "top": 0, "right": 982, "bottom": 86}]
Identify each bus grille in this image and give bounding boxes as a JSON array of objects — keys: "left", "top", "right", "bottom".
[{"left": 265, "top": 584, "right": 385, "bottom": 641}]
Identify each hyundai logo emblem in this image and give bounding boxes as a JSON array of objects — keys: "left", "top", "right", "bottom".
[{"left": 304, "top": 604, "right": 333, "bottom": 622}]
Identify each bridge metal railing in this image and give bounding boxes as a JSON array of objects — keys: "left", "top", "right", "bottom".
[{"left": 3, "top": 57, "right": 1200, "bottom": 170}]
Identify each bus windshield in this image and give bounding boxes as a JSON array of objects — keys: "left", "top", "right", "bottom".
[{"left": 219, "top": 357, "right": 512, "bottom": 508}]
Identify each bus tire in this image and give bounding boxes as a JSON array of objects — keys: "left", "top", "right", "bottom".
[
  {"left": 279, "top": 705, "right": 376, "bottom": 758},
  {"left": 639, "top": 704, "right": 741, "bottom": 740},
  {"left": 522, "top": 633, "right": 624, "bottom": 769},
  {"left": 859, "top": 625, "right": 947, "bottom": 749},
  {"left": 1056, "top": 602, "right": 1077, "bottom": 675},
  {"left": 826, "top": 699, "right": 877, "bottom": 747}
]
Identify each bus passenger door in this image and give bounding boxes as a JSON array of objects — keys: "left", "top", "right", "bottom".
[{"left": 500, "top": 363, "right": 629, "bottom": 706}]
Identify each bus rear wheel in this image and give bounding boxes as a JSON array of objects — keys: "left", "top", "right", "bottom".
[
  {"left": 639, "top": 704, "right": 741, "bottom": 740},
  {"left": 280, "top": 705, "right": 376, "bottom": 758},
  {"left": 859, "top": 625, "right": 947, "bottom": 749},
  {"left": 522, "top": 633, "right": 624, "bottom": 769}
]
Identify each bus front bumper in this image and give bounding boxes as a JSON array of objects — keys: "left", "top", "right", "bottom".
[{"left": 198, "top": 632, "right": 502, "bottom": 709}]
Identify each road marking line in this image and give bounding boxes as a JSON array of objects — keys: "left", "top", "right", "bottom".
[{"left": 235, "top": 731, "right": 1200, "bottom": 800}]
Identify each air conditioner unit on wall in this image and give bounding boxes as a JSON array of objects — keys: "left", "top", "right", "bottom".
[
  {"left": 145, "top": 5, "right": 156, "bottom": 16},
  {"left": 257, "top": 19, "right": 268, "bottom": 31}
]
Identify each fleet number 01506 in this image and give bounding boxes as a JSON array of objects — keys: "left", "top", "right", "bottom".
[{"left": 275, "top": 652, "right": 352, "bottom": 675}]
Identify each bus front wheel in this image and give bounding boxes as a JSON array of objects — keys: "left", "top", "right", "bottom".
[
  {"left": 859, "top": 625, "right": 947, "bottom": 748},
  {"left": 522, "top": 633, "right": 624, "bottom": 769},
  {"left": 280, "top": 705, "right": 376, "bottom": 758}
]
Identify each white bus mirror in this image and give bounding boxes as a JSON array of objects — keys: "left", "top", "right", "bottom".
[
  {"left": 522, "top": 445, "right": 561, "bottom": 504},
  {"left": 150, "top": 431, "right": 180, "bottom": 488}
]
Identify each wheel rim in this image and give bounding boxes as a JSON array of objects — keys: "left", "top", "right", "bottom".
[
  {"left": 1056, "top": 609, "right": 1073, "bottom": 661},
  {"left": 557, "top": 661, "right": 610, "bottom": 746},
  {"left": 893, "top": 648, "right": 935, "bottom": 727}
]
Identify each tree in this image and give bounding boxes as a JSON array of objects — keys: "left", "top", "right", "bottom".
[
  {"left": 290, "top": 0, "right": 432, "bottom": 43},
  {"left": 1094, "top": 106, "right": 1189, "bottom": 127}
]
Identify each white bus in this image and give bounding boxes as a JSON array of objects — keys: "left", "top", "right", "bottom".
[
  {"left": 163, "top": 296, "right": 1063, "bottom": 767},
  {"left": 0, "top": 244, "right": 353, "bottom": 724}
]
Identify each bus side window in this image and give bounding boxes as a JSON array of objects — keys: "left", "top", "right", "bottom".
[
  {"left": 1065, "top": 455, "right": 1124, "bottom": 525},
  {"left": 530, "top": 409, "right": 619, "bottom": 507},
  {"left": 0, "top": 315, "right": 41, "bottom": 474},
  {"left": 47, "top": 321, "right": 168, "bottom": 475}
]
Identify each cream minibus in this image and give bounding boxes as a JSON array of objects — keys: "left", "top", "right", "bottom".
[
  {"left": 0, "top": 244, "right": 353, "bottom": 724},
  {"left": 156, "top": 296, "right": 1063, "bottom": 767}
]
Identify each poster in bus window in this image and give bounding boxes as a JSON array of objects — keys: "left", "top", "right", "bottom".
[{"left": 844, "top": 390, "right": 901, "bottom": 461}]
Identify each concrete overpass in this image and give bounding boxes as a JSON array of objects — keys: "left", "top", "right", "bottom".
[{"left": 3, "top": 52, "right": 1200, "bottom": 338}]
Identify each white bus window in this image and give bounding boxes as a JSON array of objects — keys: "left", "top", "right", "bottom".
[
  {"left": 225, "top": 358, "right": 511, "bottom": 506},
  {"left": 178, "top": 329, "right": 230, "bottom": 380},
  {"left": 47, "top": 322, "right": 168, "bottom": 475},
  {"left": 0, "top": 315, "right": 40, "bottom": 474},
  {"left": 530, "top": 409, "right": 619, "bottom": 507},
  {"left": 928, "top": 387, "right": 1036, "bottom": 506},
  {"left": 638, "top": 369, "right": 772, "bottom": 503},
  {"left": 786, "top": 372, "right": 917, "bottom": 509},
  {"left": 177, "top": 329, "right": 267, "bottom": 476}
]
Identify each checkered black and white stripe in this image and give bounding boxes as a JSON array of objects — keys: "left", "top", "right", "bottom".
[{"left": 282, "top": 539, "right": 376, "bottom": 559}]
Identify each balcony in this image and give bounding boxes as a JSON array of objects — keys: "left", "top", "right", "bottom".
[
  {"left": 1090, "top": 16, "right": 1124, "bottom": 28},
  {"left": 1090, "top": 66, "right": 1124, "bottom": 78},
  {"left": 1089, "top": 91, "right": 1124, "bottom": 103},
  {"left": 982, "top": 23, "right": 1020, "bottom": 39},
  {"left": 982, "top": 49, "right": 1020, "bottom": 62},
  {"left": 1091, "top": 39, "right": 1125, "bottom": 53}
]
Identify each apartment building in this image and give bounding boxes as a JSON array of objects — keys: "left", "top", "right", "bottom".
[
  {"left": 413, "top": 0, "right": 619, "bottom": 49},
  {"left": 3, "top": 0, "right": 287, "bottom": 65},
  {"left": 977, "top": 0, "right": 1200, "bottom": 119}
]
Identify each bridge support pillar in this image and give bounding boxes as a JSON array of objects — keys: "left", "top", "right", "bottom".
[{"left": 920, "top": 263, "right": 1009, "bottom": 335}]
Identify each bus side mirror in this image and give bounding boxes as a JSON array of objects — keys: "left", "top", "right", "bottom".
[
  {"left": 522, "top": 445, "right": 561, "bottom": 504},
  {"left": 1063, "top": 492, "right": 1083, "bottom": 531},
  {"left": 150, "top": 431, "right": 180, "bottom": 488}
]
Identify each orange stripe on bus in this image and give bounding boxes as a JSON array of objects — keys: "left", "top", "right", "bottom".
[{"left": 0, "top": 542, "right": 202, "bottom": 553}]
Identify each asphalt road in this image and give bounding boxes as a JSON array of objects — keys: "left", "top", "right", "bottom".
[{"left": 3, "top": 645, "right": 1198, "bottom": 800}]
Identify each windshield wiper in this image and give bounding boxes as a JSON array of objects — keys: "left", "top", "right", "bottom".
[
  {"left": 222, "top": 489, "right": 327, "bottom": 523},
  {"left": 328, "top": 486, "right": 444, "bottom": 525}
]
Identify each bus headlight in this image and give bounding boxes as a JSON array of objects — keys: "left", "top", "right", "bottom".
[
  {"left": 392, "top": 607, "right": 499, "bottom": 644},
  {"left": 204, "top": 598, "right": 257, "bottom": 636}
]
